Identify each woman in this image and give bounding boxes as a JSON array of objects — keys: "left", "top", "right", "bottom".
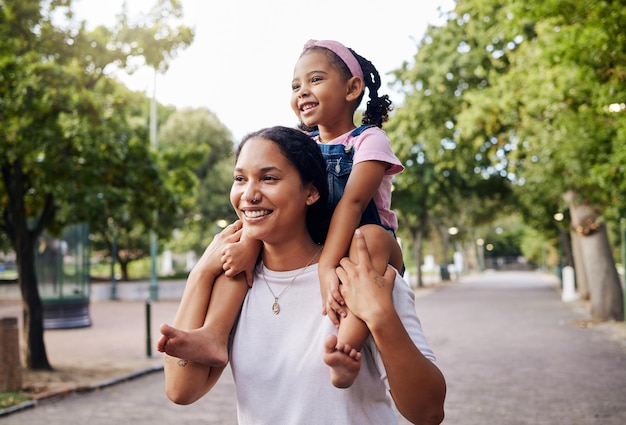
[{"left": 159, "top": 126, "right": 446, "bottom": 424}]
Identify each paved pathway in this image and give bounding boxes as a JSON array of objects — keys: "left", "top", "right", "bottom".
[
  {"left": 2, "top": 271, "right": 625, "bottom": 424},
  {"left": 1, "top": 367, "right": 237, "bottom": 424},
  {"left": 420, "top": 271, "right": 626, "bottom": 425}
]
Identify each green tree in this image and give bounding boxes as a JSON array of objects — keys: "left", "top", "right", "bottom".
[
  {"left": 388, "top": 1, "right": 514, "bottom": 284},
  {"left": 0, "top": 0, "right": 193, "bottom": 369},
  {"left": 453, "top": 0, "right": 625, "bottom": 321},
  {"left": 158, "top": 107, "right": 237, "bottom": 255},
  {"left": 81, "top": 89, "right": 185, "bottom": 282},
  {"left": 118, "top": 0, "right": 194, "bottom": 284}
]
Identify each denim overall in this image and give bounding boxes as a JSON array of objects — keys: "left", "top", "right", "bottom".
[
  {"left": 313, "top": 125, "right": 383, "bottom": 228},
  {"left": 313, "top": 125, "right": 405, "bottom": 274}
]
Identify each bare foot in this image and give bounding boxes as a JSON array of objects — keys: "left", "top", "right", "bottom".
[
  {"left": 158, "top": 323, "right": 229, "bottom": 367},
  {"left": 323, "top": 334, "right": 361, "bottom": 388}
]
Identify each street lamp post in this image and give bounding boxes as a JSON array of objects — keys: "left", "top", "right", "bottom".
[
  {"left": 448, "top": 227, "right": 460, "bottom": 280},
  {"left": 621, "top": 218, "right": 626, "bottom": 314},
  {"left": 109, "top": 217, "right": 118, "bottom": 300},
  {"left": 621, "top": 218, "right": 626, "bottom": 283},
  {"left": 554, "top": 211, "right": 578, "bottom": 302},
  {"left": 476, "top": 238, "right": 485, "bottom": 272},
  {"left": 554, "top": 212, "right": 565, "bottom": 281},
  {"left": 149, "top": 69, "right": 159, "bottom": 301}
]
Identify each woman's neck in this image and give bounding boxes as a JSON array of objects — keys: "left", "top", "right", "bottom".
[{"left": 261, "top": 238, "right": 322, "bottom": 272}]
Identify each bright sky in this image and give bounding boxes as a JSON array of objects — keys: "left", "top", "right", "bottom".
[{"left": 73, "top": 0, "right": 454, "bottom": 141}]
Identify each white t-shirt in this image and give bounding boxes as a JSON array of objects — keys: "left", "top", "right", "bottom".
[{"left": 230, "top": 263, "right": 435, "bottom": 424}]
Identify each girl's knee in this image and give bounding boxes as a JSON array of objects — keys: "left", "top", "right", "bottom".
[
  {"left": 351, "top": 225, "right": 401, "bottom": 272},
  {"left": 356, "top": 224, "right": 389, "bottom": 243}
]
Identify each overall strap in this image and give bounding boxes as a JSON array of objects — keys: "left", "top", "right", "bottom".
[
  {"left": 350, "top": 124, "right": 375, "bottom": 137},
  {"left": 308, "top": 125, "right": 375, "bottom": 139}
]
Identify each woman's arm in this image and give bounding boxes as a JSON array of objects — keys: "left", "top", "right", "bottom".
[
  {"left": 160, "top": 223, "right": 243, "bottom": 405},
  {"left": 336, "top": 230, "right": 446, "bottom": 425},
  {"left": 319, "top": 159, "right": 387, "bottom": 320}
]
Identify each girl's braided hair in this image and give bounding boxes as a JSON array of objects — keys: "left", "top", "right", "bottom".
[{"left": 348, "top": 48, "right": 393, "bottom": 128}]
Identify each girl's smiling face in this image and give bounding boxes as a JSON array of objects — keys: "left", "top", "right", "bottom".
[{"left": 290, "top": 50, "right": 353, "bottom": 130}]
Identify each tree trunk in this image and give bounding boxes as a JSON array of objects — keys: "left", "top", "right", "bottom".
[
  {"left": 2, "top": 159, "right": 53, "bottom": 370},
  {"left": 411, "top": 228, "right": 424, "bottom": 288},
  {"left": 17, "top": 237, "right": 52, "bottom": 370},
  {"left": 570, "top": 230, "right": 589, "bottom": 299},
  {"left": 561, "top": 229, "right": 575, "bottom": 268},
  {"left": 565, "top": 192, "right": 624, "bottom": 321},
  {"left": 119, "top": 259, "right": 130, "bottom": 281}
]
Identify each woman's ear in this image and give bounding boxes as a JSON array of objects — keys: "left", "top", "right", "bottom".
[
  {"left": 346, "top": 76, "right": 364, "bottom": 102},
  {"left": 305, "top": 184, "right": 321, "bottom": 205}
]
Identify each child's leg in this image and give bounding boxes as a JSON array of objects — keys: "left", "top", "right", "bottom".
[
  {"left": 324, "top": 225, "right": 403, "bottom": 388},
  {"left": 159, "top": 272, "right": 248, "bottom": 366}
]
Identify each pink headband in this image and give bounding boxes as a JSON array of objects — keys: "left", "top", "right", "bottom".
[{"left": 303, "top": 39, "right": 364, "bottom": 81}]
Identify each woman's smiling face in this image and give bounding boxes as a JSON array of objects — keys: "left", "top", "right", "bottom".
[{"left": 230, "top": 136, "right": 315, "bottom": 244}]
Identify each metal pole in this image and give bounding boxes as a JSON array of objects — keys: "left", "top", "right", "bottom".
[
  {"left": 150, "top": 229, "right": 158, "bottom": 300},
  {"left": 149, "top": 69, "right": 159, "bottom": 301},
  {"left": 477, "top": 239, "right": 485, "bottom": 272},
  {"left": 621, "top": 218, "right": 625, "bottom": 317},
  {"left": 557, "top": 229, "right": 563, "bottom": 283},
  {"left": 145, "top": 298, "right": 152, "bottom": 358},
  {"left": 621, "top": 218, "right": 626, "bottom": 281},
  {"left": 111, "top": 223, "right": 117, "bottom": 300}
]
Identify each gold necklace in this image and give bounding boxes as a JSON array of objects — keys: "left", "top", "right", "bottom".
[{"left": 261, "top": 246, "right": 323, "bottom": 315}]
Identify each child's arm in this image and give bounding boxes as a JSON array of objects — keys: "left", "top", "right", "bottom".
[
  {"left": 221, "top": 223, "right": 262, "bottom": 287},
  {"left": 319, "top": 159, "right": 388, "bottom": 324}
]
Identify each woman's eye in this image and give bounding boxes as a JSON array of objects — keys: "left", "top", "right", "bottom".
[
  {"left": 262, "top": 175, "right": 277, "bottom": 182},
  {"left": 311, "top": 76, "right": 322, "bottom": 83},
  {"left": 234, "top": 175, "right": 245, "bottom": 182}
]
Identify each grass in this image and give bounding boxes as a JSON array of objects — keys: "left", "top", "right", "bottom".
[
  {"left": 90, "top": 257, "right": 190, "bottom": 282},
  {"left": 0, "top": 391, "right": 30, "bottom": 410},
  {"left": 0, "top": 270, "right": 17, "bottom": 281}
]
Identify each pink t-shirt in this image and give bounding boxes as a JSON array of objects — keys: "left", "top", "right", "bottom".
[{"left": 323, "top": 126, "right": 404, "bottom": 230}]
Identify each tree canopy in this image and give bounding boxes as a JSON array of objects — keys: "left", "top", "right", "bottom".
[
  {"left": 390, "top": 0, "right": 624, "bottom": 317},
  {"left": 0, "top": 0, "right": 194, "bottom": 369},
  {"left": 158, "top": 107, "right": 237, "bottom": 255}
]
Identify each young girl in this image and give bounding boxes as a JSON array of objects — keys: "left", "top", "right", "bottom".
[
  {"left": 291, "top": 39, "right": 404, "bottom": 388},
  {"left": 158, "top": 40, "right": 404, "bottom": 389}
]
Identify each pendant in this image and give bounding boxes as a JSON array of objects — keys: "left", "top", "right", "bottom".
[{"left": 272, "top": 299, "right": 280, "bottom": 315}]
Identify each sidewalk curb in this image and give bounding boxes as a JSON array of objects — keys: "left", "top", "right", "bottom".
[{"left": 0, "top": 365, "right": 164, "bottom": 418}]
